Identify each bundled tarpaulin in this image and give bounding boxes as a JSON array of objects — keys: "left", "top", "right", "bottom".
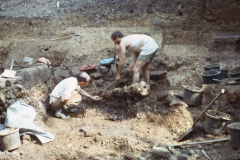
[
  {"left": 0, "top": 124, "right": 5, "bottom": 131},
  {"left": 99, "top": 58, "right": 118, "bottom": 68},
  {"left": 4, "top": 99, "right": 54, "bottom": 144}
]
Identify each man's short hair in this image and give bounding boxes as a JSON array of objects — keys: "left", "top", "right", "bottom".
[
  {"left": 111, "top": 31, "right": 124, "bottom": 40},
  {"left": 77, "top": 72, "right": 87, "bottom": 82}
]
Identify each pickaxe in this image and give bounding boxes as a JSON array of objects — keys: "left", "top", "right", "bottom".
[{"left": 48, "top": 32, "right": 81, "bottom": 41}]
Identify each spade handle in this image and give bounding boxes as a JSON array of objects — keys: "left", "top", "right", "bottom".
[
  {"left": 193, "top": 89, "right": 224, "bottom": 126},
  {"left": 10, "top": 60, "right": 14, "bottom": 70}
]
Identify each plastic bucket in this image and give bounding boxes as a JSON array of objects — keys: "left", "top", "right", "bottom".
[
  {"left": 183, "top": 85, "right": 202, "bottom": 106},
  {"left": 205, "top": 110, "right": 231, "bottom": 135},
  {"left": 210, "top": 69, "right": 228, "bottom": 80},
  {"left": 201, "top": 70, "right": 220, "bottom": 84},
  {"left": 229, "top": 67, "right": 240, "bottom": 77},
  {"left": 0, "top": 127, "right": 20, "bottom": 151},
  {"left": 203, "top": 63, "right": 220, "bottom": 70},
  {"left": 228, "top": 122, "right": 240, "bottom": 149}
]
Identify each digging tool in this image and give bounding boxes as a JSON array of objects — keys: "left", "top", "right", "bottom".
[
  {"left": 177, "top": 89, "right": 225, "bottom": 142},
  {"left": 104, "top": 72, "right": 128, "bottom": 90},
  {"left": 111, "top": 45, "right": 118, "bottom": 77},
  {"left": 199, "top": 146, "right": 212, "bottom": 160},
  {"left": 168, "top": 138, "right": 230, "bottom": 150},
  {"left": 213, "top": 79, "right": 240, "bottom": 85},
  {"left": 48, "top": 32, "right": 81, "bottom": 41},
  {"left": 92, "top": 81, "right": 97, "bottom": 91},
  {"left": 1, "top": 60, "right": 16, "bottom": 78}
]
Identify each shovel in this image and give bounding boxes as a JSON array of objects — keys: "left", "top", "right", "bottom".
[
  {"left": 177, "top": 89, "right": 225, "bottom": 142},
  {"left": 48, "top": 32, "right": 81, "bottom": 41},
  {"left": 111, "top": 45, "right": 118, "bottom": 77},
  {"left": 213, "top": 79, "right": 240, "bottom": 85},
  {"left": 104, "top": 72, "right": 128, "bottom": 90},
  {"left": 1, "top": 60, "right": 16, "bottom": 78}
]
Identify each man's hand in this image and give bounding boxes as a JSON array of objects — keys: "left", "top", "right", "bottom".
[
  {"left": 91, "top": 96, "right": 101, "bottom": 100},
  {"left": 115, "top": 75, "right": 121, "bottom": 82}
]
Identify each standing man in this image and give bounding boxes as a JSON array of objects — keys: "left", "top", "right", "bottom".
[
  {"left": 49, "top": 72, "right": 100, "bottom": 119},
  {"left": 111, "top": 31, "right": 159, "bottom": 86}
]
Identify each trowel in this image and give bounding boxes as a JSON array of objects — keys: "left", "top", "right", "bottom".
[
  {"left": 213, "top": 79, "right": 240, "bottom": 85},
  {"left": 1, "top": 60, "right": 16, "bottom": 78},
  {"left": 111, "top": 45, "right": 118, "bottom": 77}
]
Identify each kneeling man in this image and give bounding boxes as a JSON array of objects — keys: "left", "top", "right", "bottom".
[{"left": 49, "top": 72, "right": 100, "bottom": 119}]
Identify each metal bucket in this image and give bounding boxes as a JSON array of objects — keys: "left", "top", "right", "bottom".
[
  {"left": 0, "top": 127, "right": 20, "bottom": 151},
  {"left": 229, "top": 67, "right": 240, "bottom": 77},
  {"left": 183, "top": 85, "right": 202, "bottom": 106},
  {"left": 201, "top": 70, "right": 220, "bottom": 84},
  {"left": 205, "top": 110, "right": 231, "bottom": 135},
  {"left": 228, "top": 122, "right": 240, "bottom": 149},
  {"left": 203, "top": 63, "right": 220, "bottom": 70},
  {"left": 211, "top": 69, "right": 228, "bottom": 80}
]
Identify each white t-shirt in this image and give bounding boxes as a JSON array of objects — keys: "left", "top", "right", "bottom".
[
  {"left": 126, "top": 34, "right": 159, "bottom": 55},
  {"left": 49, "top": 77, "right": 79, "bottom": 103}
]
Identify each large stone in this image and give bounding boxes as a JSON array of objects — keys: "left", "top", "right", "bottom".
[
  {"left": 16, "top": 65, "right": 53, "bottom": 89},
  {"left": 177, "top": 154, "right": 189, "bottom": 160},
  {"left": 91, "top": 72, "right": 103, "bottom": 79},
  {"left": 123, "top": 153, "right": 134, "bottom": 160},
  {"left": 95, "top": 79, "right": 104, "bottom": 87},
  {"left": 158, "top": 90, "right": 184, "bottom": 100},
  {"left": 53, "top": 68, "right": 70, "bottom": 84},
  {"left": 149, "top": 70, "right": 167, "bottom": 80},
  {"left": 165, "top": 96, "right": 188, "bottom": 108},
  {"left": 22, "top": 134, "right": 31, "bottom": 145},
  {"left": 37, "top": 50, "right": 68, "bottom": 67},
  {"left": 152, "top": 146, "right": 170, "bottom": 158},
  {"left": 169, "top": 156, "right": 178, "bottom": 160},
  {"left": 69, "top": 66, "right": 81, "bottom": 76},
  {"left": 0, "top": 78, "right": 6, "bottom": 89}
]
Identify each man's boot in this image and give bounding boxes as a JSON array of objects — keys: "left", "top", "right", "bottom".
[
  {"left": 63, "top": 105, "right": 78, "bottom": 113},
  {"left": 55, "top": 109, "right": 70, "bottom": 120},
  {"left": 68, "top": 108, "right": 78, "bottom": 113}
]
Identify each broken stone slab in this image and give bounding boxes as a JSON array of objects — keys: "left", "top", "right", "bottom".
[
  {"left": 149, "top": 70, "right": 167, "bottom": 80},
  {"left": 152, "top": 146, "right": 170, "bottom": 158},
  {"left": 165, "top": 96, "right": 188, "bottom": 107},
  {"left": 157, "top": 90, "right": 184, "bottom": 101}
]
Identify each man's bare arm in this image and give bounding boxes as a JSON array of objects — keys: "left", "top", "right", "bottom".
[
  {"left": 116, "top": 43, "right": 126, "bottom": 76},
  {"left": 79, "top": 88, "right": 92, "bottom": 98},
  {"left": 79, "top": 88, "right": 100, "bottom": 100}
]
